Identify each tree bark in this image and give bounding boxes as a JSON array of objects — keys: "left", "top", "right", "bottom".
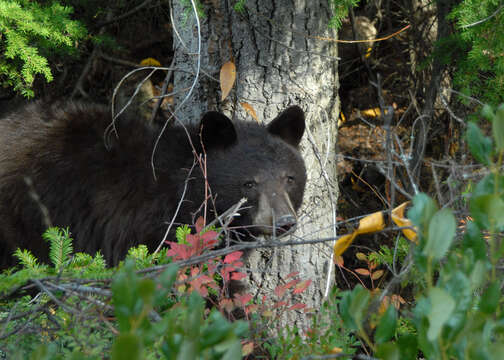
[
  {"left": 407, "top": 0, "right": 456, "bottom": 185},
  {"left": 172, "top": 0, "right": 339, "bottom": 330}
]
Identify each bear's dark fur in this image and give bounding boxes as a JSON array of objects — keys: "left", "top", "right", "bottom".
[{"left": 0, "top": 101, "right": 306, "bottom": 267}]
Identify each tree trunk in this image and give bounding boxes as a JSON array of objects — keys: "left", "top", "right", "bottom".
[{"left": 172, "top": 0, "right": 339, "bottom": 330}]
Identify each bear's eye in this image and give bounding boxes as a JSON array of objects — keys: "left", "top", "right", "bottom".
[
  {"left": 243, "top": 181, "right": 257, "bottom": 189},
  {"left": 287, "top": 176, "right": 295, "bottom": 184}
]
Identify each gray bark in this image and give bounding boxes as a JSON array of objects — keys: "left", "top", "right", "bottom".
[{"left": 172, "top": 0, "right": 339, "bottom": 330}]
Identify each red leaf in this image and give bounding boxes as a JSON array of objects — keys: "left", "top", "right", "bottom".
[
  {"left": 220, "top": 298, "right": 234, "bottom": 313},
  {"left": 166, "top": 242, "right": 192, "bottom": 260},
  {"left": 191, "top": 267, "right": 200, "bottom": 276},
  {"left": 355, "top": 268, "right": 370, "bottom": 276},
  {"left": 284, "top": 279, "right": 300, "bottom": 290},
  {"left": 273, "top": 301, "right": 288, "bottom": 309},
  {"left": 224, "top": 251, "right": 243, "bottom": 264},
  {"left": 274, "top": 285, "right": 287, "bottom": 298},
  {"left": 286, "top": 271, "right": 300, "bottom": 278},
  {"left": 195, "top": 216, "right": 205, "bottom": 233},
  {"left": 245, "top": 304, "right": 258, "bottom": 315},
  {"left": 221, "top": 269, "right": 231, "bottom": 282},
  {"left": 200, "top": 230, "right": 218, "bottom": 248},
  {"left": 189, "top": 274, "right": 214, "bottom": 297},
  {"left": 207, "top": 263, "right": 217, "bottom": 275},
  {"left": 186, "top": 234, "right": 200, "bottom": 248},
  {"left": 288, "top": 303, "right": 307, "bottom": 311},
  {"left": 234, "top": 293, "right": 253, "bottom": 306},
  {"left": 231, "top": 272, "right": 247, "bottom": 281},
  {"left": 293, "top": 280, "right": 312, "bottom": 294}
]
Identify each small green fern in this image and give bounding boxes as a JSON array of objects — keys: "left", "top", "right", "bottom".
[
  {"left": 42, "top": 227, "right": 73, "bottom": 270},
  {"left": 176, "top": 224, "right": 191, "bottom": 244},
  {"left": 328, "top": 0, "right": 361, "bottom": 29},
  {"left": 13, "top": 248, "right": 40, "bottom": 270}
]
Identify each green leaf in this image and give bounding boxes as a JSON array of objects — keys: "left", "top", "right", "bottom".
[
  {"left": 340, "top": 285, "right": 370, "bottom": 331},
  {"left": 112, "top": 333, "right": 142, "bottom": 360},
  {"left": 221, "top": 341, "right": 242, "bottom": 360},
  {"left": 186, "top": 291, "right": 204, "bottom": 335},
  {"left": 424, "top": 208, "right": 456, "bottom": 261},
  {"left": 112, "top": 261, "right": 141, "bottom": 332},
  {"left": 480, "top": 282, "right": 500, "bottom": 314},
  {"left": 473, "top": 174, "right": 504, "bottom": 198},
  {"left": 376, "top": 342, "right": 400, "bottom": 360},
  {"left": 463, "top": 221, "right": 487, "bottom": 261},
  {"left": 481, "top": 104, "right": 495, "bottom": 121},
  {"left": 408, "top": 193, "right": 438, "bottom": 231},
  {"left": 489, "top": 344, "right": 504, "bottom": 360},
  {"left": 471, "top": 194, "right": 504, "bottom": 232},
  {"left": 375, "top": 305, "right": 397, "bottom": 344},
  {"left": 201, "top": 311, "right": 233, "bottom": 347},
  {"left": 154, "top": 263, "right": 178, "bottom": 304},
  {"left": 493, "top": 104, "right": 504, "bottom": 151},
  {"left": 178, "top": 339, "right": 198, "bottom": 360},
  {"left": 339, "top": 290, "right": 357, "bottom": 330},
  {"left": 348, "top": 286, "right": 371, "bottom": 329},
  {"left": 397, "top": 335, "right": 418, "bottom": 360},
  {"left": 138, "top": 278, "right": 155, "bottom": 306},
  {"left": 427, "top": 287, "right": 455, "bottom": 341},
  {"left": 487, "top": 195, "right": 504, "bottom": 230},
  {"left": 441, "top": 270, "right": 471, "bottom": 341},
  {"left": 466, "top": 122, "right": 493, "bottom": 165},
  {"left": 469, "top": 260, "right": 488, "bottom": 291}
]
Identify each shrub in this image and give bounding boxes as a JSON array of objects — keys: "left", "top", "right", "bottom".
[{"left": 0, "top": 0, "right": 86, "bottom": 97}]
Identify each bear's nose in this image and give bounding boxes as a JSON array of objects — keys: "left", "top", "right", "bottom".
[{"left": 275, "top": 215, "right": 297, "bottom": 234}]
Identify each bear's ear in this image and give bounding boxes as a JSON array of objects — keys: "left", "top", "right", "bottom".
[
  {"left": 267, "top": 105, "right": 305, "bottom": 147},
  {"left": 200, "top": 111, "right": 237, "bottom": 150}
]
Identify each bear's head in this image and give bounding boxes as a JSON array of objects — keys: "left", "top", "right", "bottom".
[{"left": 197, "top": 106, "right": 306, "bottom": 237}]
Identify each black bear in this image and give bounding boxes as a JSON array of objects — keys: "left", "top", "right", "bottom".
[{"left": 0, "top": 101, "right": 306, "bottom": 268}]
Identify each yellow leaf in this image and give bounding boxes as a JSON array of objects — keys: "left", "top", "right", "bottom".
[
  {"left": 361, "top": 107, "right": 381, "bottom": 117},
  {"left": 242, "top": 342, "right": 254, "bottom": 356},
  {"left": 379, "top": 296, "right": 390, "bottom": 314},
  {"left": 240, "top": 102, "right": 258, "bottom": 122},
  {"left": 334, "top": 233, "right": 357, "bottom": 256},
  {"left": 338, "top": 112, "right": 346, "bottom": 127},
  {"left": 334, "top": 211, "right": 385, "bottom": 257},
  {"left": 356, "top": 211, "right": 385, "bottom": 235},
  {"left": 392, "top": 202, "right": 418, "bottom": 242},
  {"left": 356, "top": 252, "right": 368, "bottom": 261},
  {"left": 139, "top": 57, "right": 161, "bottom": 66},
  {"left": 371, "top": 269, "right": 384, "bottom": 280},
  {"left": 330, "top": 347, "right": 343, "bottom": 354},
  {"left": 334, "top": 255, "right": 344, "bottom": 266},
  {"left": 220, "top": 61, "right": 236, "bottom": 101},
  {"left": 262, "top": 310, "right": 274, "bottom": 318}
]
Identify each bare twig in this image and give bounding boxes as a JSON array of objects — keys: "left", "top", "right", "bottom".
[
  {"left": 154, "top": 159, "right": 197, "bottom": 255},
  {"left": 95, "top": 0, "right": 155, "bottom": 28}
]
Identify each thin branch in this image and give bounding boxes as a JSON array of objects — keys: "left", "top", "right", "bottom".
[
  {"left": 95, "top": 0, "right": 155, "bottom": 28},
  {"left": 460, "top": 4, "right": 504, "bottom": 28}
]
